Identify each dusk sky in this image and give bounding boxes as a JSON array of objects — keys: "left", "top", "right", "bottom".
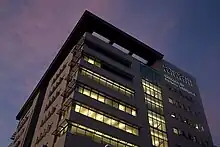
[{"left": 0, "top": 0, "right": 220, "bottom": 146}]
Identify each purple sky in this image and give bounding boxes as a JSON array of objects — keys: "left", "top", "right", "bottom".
[{"left": 0, "top": 0, "right": 220, "bottom": 146}]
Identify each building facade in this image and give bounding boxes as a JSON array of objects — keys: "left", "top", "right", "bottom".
[{"left": 9, "top": 10, "right": 213, "bottom": 147}]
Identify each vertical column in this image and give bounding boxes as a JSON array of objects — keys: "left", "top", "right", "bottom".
[
  {"left": 142, "top": 79, "right": 169, "bottom": 147},
  {"left": 131, "top": 61, "right": 152, "bottom": 147}
]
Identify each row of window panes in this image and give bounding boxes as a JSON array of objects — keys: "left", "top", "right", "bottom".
[
  {"left": 142, "top": 79, "right": 161, "bottom": 93},
  {"left": 150, "top": 127, "right": 168, "bottom": 141},
  {"left": 145, "top": 94, "right": 163, "bottom": 107},
  {"left": 168, "top": 97, "right": 200, "bottom": 117},
  {"left": 168, "top": 97, "right": 192, "bottom": 113},
  {"left": 70, "top": 122, "right": 138, "bottom": 147},
  {"left": 172, "top": 128, "right": 208, "bottom": 146},
  {"left": 77, "top": 85, "right": 136, "bottom": 116},
  {"left": 142, "top": 81, "right": 162, "bottom": 100},
  {"left": 148, "top": 116, "right": 166, "bottom": 132},
  {"left": 80, "top": 68, "right": 134, "bottom": 97},
  {"left": 143, "top": 86, "right": 162, "bottom": 100},
  {"left": 145, "top": 94, "right": 164, "bottom": 115},
  {"left": 148, "top": 110, "right": 165, "bottom": 123},
  {"left": 170, "top": 112, "right": 204, "bottom": 132},
  {"left": 74, "top": 103, "right": 138, "bottom": 135},
  {"left": 151, "top": 133, "right": 168, "bottom": 147},
  {"left": 147, "top": 102, "right": 164, "bottom": 115},
  {"left": 83, "top": 54, "right": 101, "bottom": 68}
]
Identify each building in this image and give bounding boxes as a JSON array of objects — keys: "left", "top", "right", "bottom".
[{"left": 9, "top": 10, "right": 214, "bottom": 147}]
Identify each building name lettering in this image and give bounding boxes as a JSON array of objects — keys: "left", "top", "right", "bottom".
[
  {"left": 163, "top": 64, "right": 193, "bottom": 87},
  {"left": 164, "top": 74, "right": 196, "bottom": 96}
]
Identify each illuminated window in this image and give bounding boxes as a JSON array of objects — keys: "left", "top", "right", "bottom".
[
  {"left": 80, "top": 68, "right": 134, "bottom": 97},
  {"left": 91, "top": 91, "right": 98, "bottom": 99},
  {"left": 69, "top": 122, "right": 138, "bottom": 147},
  {"left": 195, "top": 124, "right": 199, "bottom": 129},
  {"left": 132, "top": 110, "right": 136, "bottom": 116},
  {"left": 119, "top": 122, "right": 126, "bottom": 130},
  {"left": 145, "top": 94, "right": 164, "bottom": 114},
  {"left": 83, "top": 54, "right": 101, "bottom": 68},
  {"left": 75, "top": 105, "right": 80, "bottom": 112},
  {"left": 126, "top": 107, "right": 132, "bottom": 114},
  {"left": 74, "top": 102, "right": 139, "bottom": 136},
  {"left": 105, "top": 99, "right": 112, "bottom": 105},
  {"left": 104, "top": 116, "right": 111, "bottom": 125},
  {"left": 171, "top": 113, "right": 176, "bottom": 118},
  {"left": 173, "top": 128, "right": 179, "bottom": 135},
  {"left": 143, "top": 79, "right": 168, "bottom": 147},
  {"left": 77, "top": 85, "right": 136, "bottom": 116},
  {"left": 142, "top": 79, "right": 162, "bottom": 100},
  {"left": 168, "top": 98, "right": 173, "bottom": 104},
  {"left": 83, "top": 89, "right": 90, "bottom": 96},
  {"left": 148, "top": 110, "right": 166, "bottom": 132},
  {"left": 112, "top": 119, "right": 119, "bottom": 128},
  {"left": 119, "top": 104, "right": 125, "bottom": 111},
  {"left": 113, "top": 101, "right": 119, "bottom": 108},
  {"left": 96, "top": 113, "right": 104, "bottom": 122},
  {"left": 150, "top": 127, "right": 168, "bottom": 147},
  {"left": 80, "top": 107, "right": 88, "bottom": 115},
  {"left": 148, "top": 110, "right": 165, "bottom": 123},
  {"left": 126, "top": 125, "right": 132, "bottom": 133},
  {"left": 98, "top": 95, "right": 105, "bottom": 103},
  {"left": 88, "top": 110, "right": 96, "bottom": 119}
]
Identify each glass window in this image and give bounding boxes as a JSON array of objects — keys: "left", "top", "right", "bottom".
[
  {"left": 104, "top": 116, "right": 111, "bottom": 125},
  {"left": 71, "top": 126, "right": 76, "bottom": 134},
  {"left": 70, "top": 122, "right": 137, "bottom": 147},
  {"left": 80, "top": 107, "right": 88, "bottom": 116},
  {"left": 113, "top": 101, "right": 119, "bottom": 109},
  {"left": 132, "top": 110, "right": 136, "bottom": 116},
  {"left": 84, "top": 56, "right": 89, "bottom": 61},
  {"left": 112, "top": 119, "right": 119, "bottom": 128},
  {"left": 96, "top": 113, "right": 103, "bottom": 122},
  {"left": 168, "top": 98, "right": 173, "bottom": 104},
  {"left": 118, "top": 143, "right": 125, "bottom": 147},
  {"left": 83, "top": 89, "right": 90, "bottom": 96},
  {"left": 98, "top": 95, "right": 105, "bottom": 102},
  {"left": 77, "top": 128, "right": 85, "bottom": 135},
  {"left": 78, "top": 87, "right": 83, "bottom": 93},
  {"left": 173, "top": 128, "right": 179, "bottom": 135},
  {"left": 103, "top": 137, "right": 110, "bottom": 144},
  {"left": 119, "top": 122, "right": 126, "bottom": 130},
  {"left": 126, "top": 125, "right": 132, "bottom": 133},
  {"left": 93, "top": 133, "right": 102, "bottom": 143},
  {"left": 88, "top": 58, "right": 94, "bottom": 64},
  {"left": 75, "top": 105, "right": 80, "bottom": 112},
  {"left": 95, "top": 61, "right": 101, "bottom": 67},
  {"left": 86, "top": 131, "right": 93, "bottom": 137},
  {"left": 133, "top": 128, "right": 138, "bottom": 135},
  {"left": 105, "top": 99, "right": 112, "bottom": 106},
  {"left": 126, "top": 107, "right": 132, "bottom": 114},
  {"left": 90, "top": 92, "right": 98, "bottom": 99},
  {"left": 88, "top": 110, "right": 96, "bottom": 119},
  {"left": 119, "top": 104, "right": 125, "bottom": 111},
  {"left": 77, "top": 85, "right": 136, "bottom": 117},
  {"left": 111, "top": 140, "right": 117, "bottom": 146}
]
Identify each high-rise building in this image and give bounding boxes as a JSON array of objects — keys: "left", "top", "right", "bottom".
[{"left": 9, "top": 10, "right": 214, "bottom": 147}]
